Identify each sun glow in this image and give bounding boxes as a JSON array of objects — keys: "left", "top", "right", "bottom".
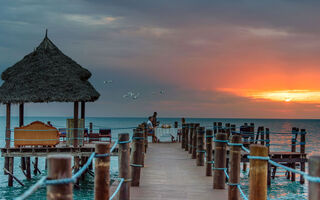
[{"left": 220, "top": 89, "right": 320, "bottom": 103}]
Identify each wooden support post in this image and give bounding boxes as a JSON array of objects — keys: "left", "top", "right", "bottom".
[
  {"left": 131, "top": 128, "right": 144, "bottom": 186},
  {"left": 196, "top": 127, "right": 205, "bottom": 166},
  {"left": 174, "top": 121, "right": 178, "bottom": 128},
  {"left": 192, "top": 124, "right": 199, "bottom": 159},
  {"left": 8, "top": 157, "right": 14, "bottom": 186},
  {"left": 119, "top": 133, "right": 130, "bottom": 200},
  {"left": 26, "top": 157, "right": 31, "bottom": 180},
  {"left": 231, "top": 125, "right": 236, "bottom": 135},
  {"left": 266, "top": 128, "right": 271, "bottom": 186},
  {"left": 217, "top": 122, "right": 223, "bottom": 133},
  {"left": 260, "top": 127, "right": 265, "bottom": 146},
  {"left": 249, "top": 144, "right": 268, "bottom": 200},
  {"left": 5, "top": 103, "right": 11, "bottom": 148},
  {"left": 144, "top": 127, "right": 148, "bottom": 153},
  {"left": 81, "top": 101, "right": 85, "bottom": 120},
  {"left": 250, "top": 123, "right": 255, "bottom": 143},
  {"left": 74, "top": 101, "right": 79, "bottom": 147},
  {"left": 213, "top": 122, "right": 218, "bottom": 136},
  {"left": 181, "top": 124, "right": 185, "bottom": 149},
  {"left": 206, "top": 129, "right": 213, "bottom": 176},
  {"left": 308, "top": 156, "right": 320, "bottom": 200},
  {"left": 33, "top": 157, "right": 39, "bottom": 175},
  {"left": 300, "top": 129, "right": 306, "bottom": 184},
  {"left": 228, "top": 135, "right": 242, "bottom": 200},
  {"left": 184, "top": 124, "right": 189, "bottom": 152},
  {"left": 226, "top": 123, "right": 231, "bottom": 139},
  {"left": 89, "top": 122, "right": 93, "bottom": 134},
  {"left": 19, "top": 103, "right": 26, "bottom": 171},
  {"left": 189, "top": 124, "right": 193, "bottom": 154},
  {"left": 4, "top": 104, "right": 11, "bottom": 175},
  {"left": 290, "top": 127, "right": 298, "bottom": 181},
  {"left": 47, "top": 155, "right": 72, "bottom": 200},
  {"left": 74, "top": 156, "right": 80, "bottom": 184},
  {"left": 213, "top": 133, "right": 228, "bottom": 189},
  {"left": 95, "top": 142, "right": 110, "bottom": 200}
]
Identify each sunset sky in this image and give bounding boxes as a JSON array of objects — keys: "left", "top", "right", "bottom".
[{"left": 1, "top": 0, "right": 320, "bottom": 118}]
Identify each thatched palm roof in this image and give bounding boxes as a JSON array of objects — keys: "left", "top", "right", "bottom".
[{"left": 0, "top": 33, "right": 100, "bottom": 104}]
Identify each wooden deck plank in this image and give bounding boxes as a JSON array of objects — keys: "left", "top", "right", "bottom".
[{"left": 131, "top": 143, "right": 227, "bottom": 200}]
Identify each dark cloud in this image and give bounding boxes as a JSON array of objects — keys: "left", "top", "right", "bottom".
[{"left": 1, "top": 0, "right": 320, "bottom": 118}]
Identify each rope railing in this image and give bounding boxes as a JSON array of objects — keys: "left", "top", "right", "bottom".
[{"left": 14, "top": 136, "right": 132, "bottom": 200}]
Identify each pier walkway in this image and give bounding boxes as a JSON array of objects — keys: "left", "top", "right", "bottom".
[{"left": 131, "top": 142, "right": 227, "bottom": 200}]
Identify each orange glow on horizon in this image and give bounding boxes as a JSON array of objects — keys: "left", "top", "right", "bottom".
[{"left": 220, "top": 89, "right": 320, "bottom": 103}]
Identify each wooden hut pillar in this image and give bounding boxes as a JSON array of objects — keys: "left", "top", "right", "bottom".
[
  {"left": 5, "top": 103, "right": 11, "bottom": 148},
  {"left": 19, "top": 103, "right": 26, "bottom": 171},
  {"left": 4, "top": 103, "right": 11, "bottom": 180},
  {"left": 73, "top": 101, "right": 79, "bottom": 147},
  {"left": 80, "top": 101, "right": 86, "bottom": 178}
]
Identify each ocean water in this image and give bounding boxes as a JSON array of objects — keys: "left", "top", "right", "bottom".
[{"left": 0, "top": 117, "right": 318, "bottom": 199}]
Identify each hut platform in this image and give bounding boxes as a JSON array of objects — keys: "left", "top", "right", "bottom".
[
  {"left": 131, "top": 142, "right": 227, "bottom": 200},
  {"left": 1, "top": 142, "right": 118, "bottom": 157}
]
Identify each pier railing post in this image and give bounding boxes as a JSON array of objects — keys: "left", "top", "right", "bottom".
[
  {"left": 119, "top": 133, "right": 130, "bottom": 200},
  {"left": 47, "top": 155, "right": 73, "bottom": 200},
  {"left": 131, "top": 128, "right": 144, "bottom": 186},
  {"left": 300, "top": 129, "right": 306, "bottom": 184},
  {"left": 226, "top": 123, "right": 231, "bottom": 139},
  {"left": 228, "top": 135, "right": 242, "bottom": 200},
  {"left": 185, "top": 124, "right": 189, "bottom": 152},
  {"left": 94, "top": 142, "right": 110, "bottom": 200},
  {"left": 189, "top": 124, "right": 194, "bottom": 154},
  {"left": 213, "top": 133, "right": 228, "bottom": 189},
  {"left": 308, "top": 156, "right": 320, "bottom": 200},
  {"left": 206, "top": 129, "right": 213, "bottom": 176},
  {"left": 181, "top": 124, "right": 186, "bottom": 149},
  {"left": 196, "top": 127, "right": 205, "bottom": 166},
  {"left": 290, "top": 127, "right": 298, "bottom": 181},
  {"left": 192, "top": 123, "right": 199, "bottom": 159},
  {"left": 266, "top": 128, "right": 271, "bottom": 186},
  {"left": 249, "top": 144, "right": 268, "bottom": 200},
  {"left": 213, "top": 122, "right": 217, "bottom": 136},
  {"left": 144, "top": 126, "right": 148, "bottom": 153}
]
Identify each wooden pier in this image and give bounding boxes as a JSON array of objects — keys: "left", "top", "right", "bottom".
[{"left": 131, "top": 142, "right": 227, "bottom": 200}]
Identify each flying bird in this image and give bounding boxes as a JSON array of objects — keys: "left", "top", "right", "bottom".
[{"left": 104, "top": 80, "right": 113, "bottom": 84}]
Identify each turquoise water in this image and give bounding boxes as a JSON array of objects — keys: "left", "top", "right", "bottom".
[{"left": 0, "top": 117, "right": 318, "bottom": 199}]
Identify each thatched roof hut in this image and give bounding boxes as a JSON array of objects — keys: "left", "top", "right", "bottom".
[{"left": 0, "top": 32, "right": 100, "bottom": 104}]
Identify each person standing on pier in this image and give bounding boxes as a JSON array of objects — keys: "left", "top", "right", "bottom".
[{"left": 147, "top": 116, "right": 157, "bottom": 142}]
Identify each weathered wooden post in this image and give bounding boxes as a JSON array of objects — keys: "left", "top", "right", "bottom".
[
  {"left": 231, "top": 124, "right": 236, "bottom": 135},
  {"left": 8, "top": 157, "right": 14, "bottom": 186},
  {"left": 226, "top": 123, "right": 231, "bottom": 139},
  {"left": 249, "top": 144, "right": 268, "bottom": 200},
  {"left": 118, "top": 133, "right": 130, "bottom": 200},
  {"left": 89, "top": 122, "right": 93, "bottom": 134},
  {"left": 192, "top": 123, "right": 199, "bottom": 159},
  {"left": 196, "top": 127, "right": 205, "bottom": 166},
  {"left": 266, "top": 128, "right": 271, "bottom": 186},
  {"left": 300, "top": 129, "right": 306, "bottom": 184},
  {"left": 213, "top": 122, "right": 217, "bottom": 136},
  {"left": 308, "top": 156, "right": 320, "bottom": 200},
  {"left": 290, "top": 127, "right": 298, "bottom": 181},
  {"left": 228, "top": 135, "right": 242, "bottom": 200},
  {"left": 131, "top": 128, "right": 144, "bottom": 186},
  {"left": 174, "top": 121, "right": 178, "bottom": 128},
  {"left": 188, "top": 124, "right": 194, "bottom": 154},
  {"left": 26, "top": 157, "right": 31, "bottom": 180},
  {"left": 143, "top": 126, "right": 148, "bottom": 153},
  {"left": 250, "top": 123, "right": 255, "bottom": 143},
  {"left": 33, "top": 157, "right": 39, "bottom": 175},
  {"left": 181, "top": 124, "right": 186, "bottom": 149},
  {"left": 213, "top": 133, "right": 228, "bottom": 189},
  {"left": 260, "top": 126, "right": 265, "bottom": 145},
  {"left": 95, "top": 142, "right": 110, "bottom": 200},
  {"left": 206, "top": 129, "right": 213, "bottom": 176},
  {"left": 185, "top": 124, "right": 189, "bottom": 152},
  {"left": 47, "top": 155, "right": 73, "bottom": 200},
  {"left": 217, "top": 122, "right": 223, "bottom": 133}
]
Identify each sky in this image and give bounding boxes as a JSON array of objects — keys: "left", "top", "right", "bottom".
[{"left": 1, "top": 0, "right": 320, "bottom": 118}]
